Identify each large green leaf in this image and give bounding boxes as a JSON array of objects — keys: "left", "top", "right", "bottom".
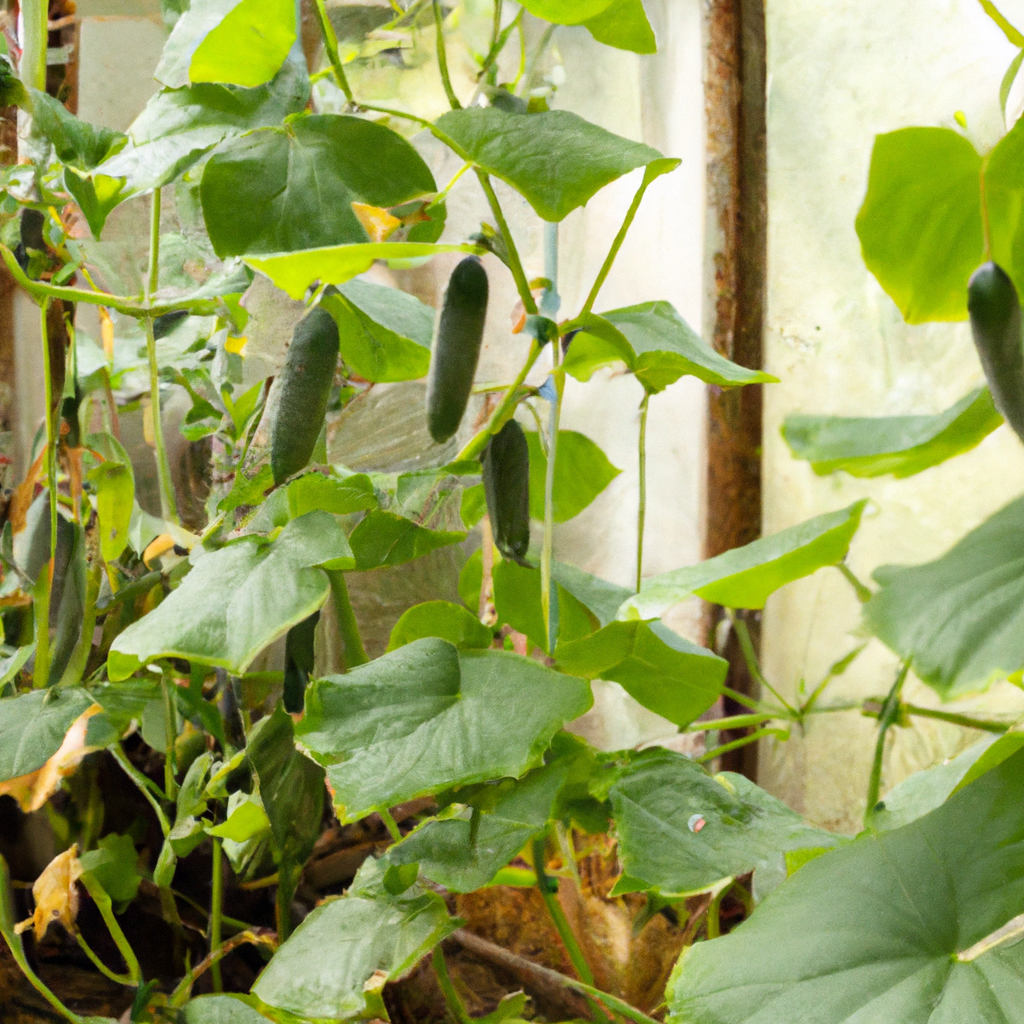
[
  {"left": 348, "top": 510, "right": 465, "bottom": 570},
  {"left": 782, "top": 387, "right": 1002, "bottom": 478},
  {"left": 667, "top": 747, "right": 1024, "bottom": 1024},
  {"left": 244, "top": 472, "right": 377, "bottom": 533},
  {"left": 555, "top": 621, "right": 726, "bottom": 727},
  {"left": 320, "top": 279, "right": 434, "bottom": 383},
  {"left": 864, "top": 493, "right": 1024, "bottom": 698},
  {"left": 246, "top": 242, "right": 481, "bottom": 300},
  {"left": 95, "top": 61, "right": 310, "bottom": 196},
  {"left": 565, "top": 303, "right": 776, "bottom": 393},
  {"left": 604, "top": 748, "right": 840, "bottom": 898},
  {"left": 108, "top": 512, "right": 354, "bottom": 680},
  {"left": 524, "top": 430, "right": 620, "bottom": 522},
  {"left": 436, "top": 107, "right": 663, "bottom": 222},
  {"left": 551, "top": 561, "right": 635, "bottom": 628},
  {"left": 157, "top": 0, "right": 295, "bottom": 89},
  {"left": 189, "top": 0, "right": 296, "bottom": 88},
  {"left": 389, "top": 738, "right": 598, "bottom": 892},
  {"left": 855, "top": 127, "right": 983, "bottom": 323},
  {"left": 584, "top": 0, "right": 656, "bottom": 53},
  {"left": 252, "top": 859, "right": 456, "bottom": 1020},
  {"left": 520, "top": 0, "right": 615, "bottom": 24},
  {"left": 200, "top": 115, "right": 436, "bottom": 257},
  {"left": 623, "top": 501, "right": 867, "bottom": 619},
  {"left": 295, "top": 639, "right": 592, "bottom": 821},
  {"left": 0, "top": 688, "right": 94, "bottom": 783}
]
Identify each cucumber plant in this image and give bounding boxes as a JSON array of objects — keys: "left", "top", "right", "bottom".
[{"left": 2, "top": 1, "right": 1024, "bottom": 1023}]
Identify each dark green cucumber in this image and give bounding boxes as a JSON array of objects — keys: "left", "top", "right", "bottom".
[
  {"left": 271, "top": 307, "right": 340, "bottom": 484},
  {"left": 426, "top": 256, "right": 489, "bottom": 443},
  {"left": 968, "top": 261, "right": 1024, "bottom": 443},
  {"left": 482, "top": 419, "right": 530, "bottom": 565}
]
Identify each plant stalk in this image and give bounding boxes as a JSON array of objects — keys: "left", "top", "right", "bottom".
[
  {"left": 896, "top": 703, "right": 1010, "bottom": 734},
  {"left": 540, "top": 366, "right": 564, "bottom": 655},
  {"left": 378, "top": 806, "right": 402, "bottom": 842},
  {"left": 145, "top": 316, "right": 180, "bottom": 525},
  {"left": 475, "top": 169, "right": 537, "bottom": 315},
  {"left": 110, "top": 744, "right": 171, "bottom": 836},
  {"left": 161, "top": 674, "right": 178, "bottom": 800},
  {"left": 79, "top": 872, "right": 143, "bottom": 986},
  {"left": 432, "top": 946, "right": 472, "bottom": 1024},
  {"left": 147, "top": 188, "right": 162, "bottom": 299},
  {"left": 725, "top": 609, "right": 796, "bottom": 714},
  {"left": 864, "top": 662, "right": 910, "bottom": 826},
  {"left": 433, "top": 0, "right": 461, "bottom": 108},
  {"left": 311, "top": 0, "right": 354, "bottom": 101},
  {"left": 836, "top": 561, "right": 872, "bottom": 602},
  {"left": 210, "top": 837, "right": 224, "bottom": 993},
  {"left": 697, "top": 726, "right": 789, "bottom": 765},
  {"left": 327, "top": 570, "right": 368, "bottom": 669},
  {"left": 636, "top": 390, "right": 650, "bottom": 593},
  {"left": 34, "top": 299, "right": 56, "bottom": 688}
]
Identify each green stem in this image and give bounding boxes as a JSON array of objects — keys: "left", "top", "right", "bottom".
[
  {"left": 147, "top": 188, "right": 162, "bottom": 299},
  {"left": 31, "top": 567, "right": 51, "bottom": 689},
  {"left": 636, "top": 391, "right": 650, "bottom": 593},
  {"left": 456, "top": 339, "right": 542, "bottom": 463},
  {"left": 433, "top": 0, "right": 461, "bottom": 108},
  {"left": 478, "top": 7, "right": 523, "bottom": 83},
  {"left": 210, "top": 837, "right": 224, "bottom": 993},
  {"left": 720, "top": 684, "right": 766, "bottom": 713},
  {"left": 327, "top": 570, "right": 368, "bottom": 669},
  {"left": 475, "top": 169, "right": 537, "bottom": 315},
  {"left": 836, "top": 561, "right": 872, "bottom": 603},
  {"left": 145, "top": 316, "right": 180, "bottom": 524},
  {"left": 432, "top": 946, "right": 472, "bottom": 1024},
  {"left": 1, "top": 855, "right": 87, "bottom": 1024},
  {"left": 34, "top": 299, "right": 56, "bottom": 688},
  {"left": 706, "top": 885, "right": 727, "bottom": 940},
  {"left": 541, "top": 367, "right": 564, "bottom": 655},
  {"left": 378, "top": 806, "right": 402, "bottom": 842},
  {"left": 697, "top": 726, "right": 789, "bottom": 764},
  {"left": 899, "top": 703, "right": 1010, "bottom": 734},
  {"left": 726, "top": 609, "right": 796, "bottom": 714},
  {"left": 685, "top": 712, "right": 776, "bottom": 732},
  {"left": 275, "top": 876, "right": 293, "bottom": 943},
  {"left": 169, "top": 931, "right": 277, "bottom": 1007},
  {"left": 581, "top": 166, "right": 657, "bottom": 316},
  {"left": 110, "top": 744, "right": 171, "bottom": 836},
  {"left": 311, "top": 0, "right": 354, "bottom": 101},
  {"left": 0, "top": 245, "right": 221, "bottom": 317},
  {"left": 800, "top": 643, "right": 867, "bottom": 717},
  {"left": 74, "top": 930, "right": 135, "bottom": 986},
  {"left": 517, "top": 22, "right": 555, "bottom": 98},
  {"left": 864, "top": 662, "right": 909, "bottom": 827},
  {"left": 161, "top": 674, "right": 178, "bottom": 800},
  {"left": 59, "top": 557, "right": 101, "bottom": 686},
  {"left": 531, "top": 837, "right": 612, "bottom": 1024},
  {"left": 79, "top": 872, "right": 143, "bottom": 986},
  {"left": 19, "top": 0, "right": 47, "bottom": 92}
]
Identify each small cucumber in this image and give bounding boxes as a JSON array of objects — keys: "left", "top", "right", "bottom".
[
  {"left": 482, "top": 419, "right": 530, "bottom": 565},
  {"left": 271, "top": 307, "right": 340, "bottom": 485},
  {"left": 426, "top": 256, "right": 489, "bottom": 443},
  {"left": 968, "top": 261, "right": 1024, "bottom": 442}
]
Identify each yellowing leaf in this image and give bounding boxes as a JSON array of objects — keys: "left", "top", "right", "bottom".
[
  {"left": 99, "top": 307, "right": 114, "bottom": 361},
  {"left": 225, "top": 334, "right": 248, "bottom": 354},
  {"left": 352, "top": 203, "right": 401, "bottom": 243},
  {"left": 0, "top": 705, "right": 101, "bottom": 812},
  {"left": 15, "top": 845, "right": 83, "bottom": 941}
]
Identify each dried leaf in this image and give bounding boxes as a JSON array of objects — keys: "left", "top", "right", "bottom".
[
  {"left": 15, "top": 844, "right": 83, "bottom": 941},
  {"left": 352, "top": 203, "right": 401, "bottom": 243},
  {"left": 0, "top": 704, "right": 101, "bottom": 812}
]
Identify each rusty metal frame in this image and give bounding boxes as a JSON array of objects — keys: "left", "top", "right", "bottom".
[{"left": 704, "top": 0, "right": 768, "bottom": 777}]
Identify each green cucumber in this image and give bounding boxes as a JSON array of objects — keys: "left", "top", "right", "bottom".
[
  {"left": 482, "top": 419, "right": 530, "bottom": 565},
  {"left": 426, "top": 256, "right": 489, "bottom": 443},
  {"left": 271, "top": 307, "right": 340, "bottom": 485},
  {"left": 968, "top": 261, "right": 1024, "bottom": 442}
]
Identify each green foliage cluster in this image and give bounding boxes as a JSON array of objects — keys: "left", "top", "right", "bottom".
[{"left": 3, "top": 1, "right": 1024, "bottom": 1023}]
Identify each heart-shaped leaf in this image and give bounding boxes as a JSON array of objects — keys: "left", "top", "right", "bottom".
[
  {"left": 603, "top": 748, "right": 841, "bottom": 898},
  {"left": 520, "top": 0, "right": 614, "bottom": 24},
  {"left": 0, "top": 688, "right": 94, "bottom": 784},
  {"left": 583, "top": 0, "right": 657, "bottom": 54},
  {"left": 667, "top": 747, "right": 1024, "bottom": 1024},
  {"left": 295, "top": 639, "right": 592, "bottom": 821},
  {"left": 201, "top": 115, "right": 436, "bottom": 257},
  {"left": 108, "top": 511, "right": 354, "bottom": 679},
  {"left": 525, "top": 430, "right": 621, "bottom": 522},
  {"left": 783, "top": 387, "right": 1002, "bottom": 478},
  {"left": 622, "top": 501, "right": 867, "bottom": 618},
  {"left": 864, "top": 493, "right": 1024, "bottom": 698},
  {"left": 387, "top": 601, "right": 493, "bottom": 652},
  {"left": 348, "top": 511, "right": 465, "bottom": 570},
  {"left": 436, "top": 107, "right": 663, "bottom": 222}
]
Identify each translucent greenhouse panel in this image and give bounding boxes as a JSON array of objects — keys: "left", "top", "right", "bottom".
[{"left": 761, "top": 0, "right": 1024, "bottom": 832}]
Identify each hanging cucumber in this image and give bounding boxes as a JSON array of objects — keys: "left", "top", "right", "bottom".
[
  {"left": 482, "top": 419, "right": 531, "bottom": 565},
  {"left": 968, "top": 261, "right": 1024, "bottom": 443},
  {"left": 426, "top": 256, "right": 489, "bottom": 444},
  {"left": 271, "top": 307, "right": 340, "bottom": 485}
]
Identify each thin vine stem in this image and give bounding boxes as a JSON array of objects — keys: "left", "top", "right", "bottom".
[
  {"left": 836, "top": 561, "right": 872, "bottom": 602},
  {"left": 697, "top": 726, "right": 789, "bottom": 765},
  {"left": 79, "top": 872, "right": 143, "bottom": 986},
  {"left": 34, "top": 298, "right": 55, "bottom": 688},
  {"left": 864, "top": 661, "right": 910, "bottom": 826},
  {"left": 636, "top": 390, "right": 650, "bottom": 592},
  {"left": 161, "top": 673, "right": 178, "bottom": 800},
  {"left": 432, "top": 946, "right": 472, "bottom": 1024},
  {"left": 145, "top": 316, "right": 180, "bottom": 525},
  {"left": 378, "top": 806, "right": 403, "bottom": 842},
  {"left": 475, "top": 169, "right": 537, "bottom": 315},
  {"left": 311, "top": 0, "right": 354, "bottom": 101},
  {"left": 725, "top": 608, "right": 796, "bottom": 714},
  {"left": 540, "top": 368, "right": 564, "bottom": 655},
  {"left": 110, "top": 744, "right": 171, "bottom": 836},
  {"left": 210, "top": 837, "right": 224, "bottom": 993},
  {"left": 433, "top": 0, "right": 461, "bottom": 108},
  {"left": 893, "top": 702, "right": 1010, "bottom": 734}
]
